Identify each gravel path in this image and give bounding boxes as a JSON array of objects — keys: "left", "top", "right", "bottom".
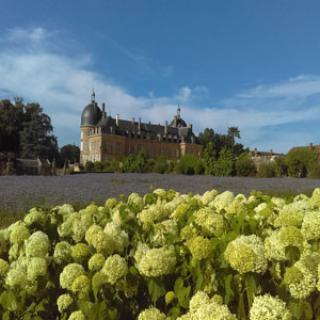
[{"left": 1, "top": 173, "right": 320, "bottom": 212}]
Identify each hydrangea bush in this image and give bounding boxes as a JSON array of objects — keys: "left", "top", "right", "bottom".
[{"left": 0, "top": 188, "right": 320, "bottom": 319}]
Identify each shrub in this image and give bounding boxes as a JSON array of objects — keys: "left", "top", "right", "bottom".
[
  {"left": 274, "top": 156, "right": 288, "bottom": 177},
  {"left": 93, "top": 161, "right": 104, "bottom": 173},
  {"left": 84, "top": 161, "right": 94, "bottom": 172},
  {"left": 174, "top": 155, "right": 204, "bottom": 175},
  {"left": 257, "top": 162, "right": 277, "bottom": 178},
  {"left": 122, "top": 152, "right": 146, "bottom": 173},
  {"left": 152, "top": 156, "right": 169, "bottom": 174},
  {"left": 286, "top": 147, "right": 318, "bottom": 177},
  {"left": 235, "top": 153, "right": 257, "bottom": 176},
  {"left": 308, "top": 162, "right": 320, "bottom": 179}
]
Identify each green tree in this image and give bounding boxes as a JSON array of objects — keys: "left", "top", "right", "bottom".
[
  {"left": 198, "top": 128, "right": 215, "bottom": 148},
  {"left": 228, "top": 126, "right": 240, "bottom": 146},
  {"left": 19, "top": 103, "right": 58, "bottom": 159},
  {"left": 214, "top": 147, "right": 234, "bottom": 176},
  {"left": 60, "top": 144, "right": 80, "bottom": 163},
  {"left": 203, "top": 142, "right": 216, "bottom": 175},
  {"left": 175, "top": 154, "right": 204, "bottom": 175},
  {"left": 235, "top": 153, "right": 257, "bottom": 177},
  {"left": 0, "top": 99, "right": 24, "bottom": 153},
  {"left": 274, "top": 156, "right": 288, "bottom": 177},
  {"left": 122, "top": 152, "right": 146, "bottom": 173},
  {"left": 286, "top": 147, "right": 318, "bottom": 177}
]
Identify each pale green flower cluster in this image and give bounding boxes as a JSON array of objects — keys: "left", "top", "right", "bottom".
[
  {"left": 224, "top": 235, "right": 267, "bottom": 274},
  {"left": 301, "top": 210, "right": 320, "bottom": 241},
  {"left": 9, "top": 221, "right": 30, "bottom": 244},
  {"left": 103, "top": 222, "right": 128, "bottom": 253},
  {"left": 138, "top": 307, "right": 167, "bottom": 320},
  {"left": 186, "top": 236, "right": 212, "bottom": 260},
  {"left": 210, "top": 191, "right": 234, "bottom": 211},
  {"left": 138, "top": 204, "right": 170, "bottom": 229},
  {"left": 57, "top": 293, "right": 73, "bottom": 313},
  {"left": 88, "top": 253, "right": 105, "bottom": 272},
  {"left": 27, "top": 257, "right": 48, "bottom": 281},
  {"left": 68, "top": 310, "right": 86, "bottom": 320},
  {"left": 177, "top": 291, "right": 236, "bottom": 320},
  {"left": 102, "top": 254, "right": 128, "bottom": 284},
  {"left": 264, "top": 226, "right": 303, "bottom": 261},
  {"left": 54, "top": 241, "right": 72, "bottom": 264},
  {"left": 249, "top": 294, "right": 291, "bottom": 320},
  {"left": 151, "top": 219, "right": 178, "bottom": 246},
  {"left": 71, "top": 243, "right": 90, "bottom": 263},
  {"left": 24, "top": 208, "right": 47, "bottom": 226},
  {"left": 284, "top": 260, "right": 317, "bottom": 299},
  {"left": 128, "top": 192, "right": 144, "bottom": 212},
  {"left": 134, "top": 243, "right": 176, "bottom": 277},
  {"left": 201, "top": 189, "right": 218, "bottom": 205},
  {"left": 25, "top": 231, "right": 49, "bottom": 257},
  {"left": 193, "top": 208, "right": 225, "bottom": 237},
  {"left": 60, "top": 263, "right": 85, "bottom": 290}
]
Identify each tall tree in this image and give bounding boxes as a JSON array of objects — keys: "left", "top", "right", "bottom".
[
  {"left": 227, "top": 127, "right": 241, "bottom": 146},
  {"left": 60, "top": 144, "right": 80, "bottom": 163},
  {"left": 0, "top": 99, "right": 58, "bottom": 159}
]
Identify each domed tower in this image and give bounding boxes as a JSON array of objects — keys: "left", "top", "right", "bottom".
[{"left": 80, "top": 91, "right": 102, "bottom": 164}]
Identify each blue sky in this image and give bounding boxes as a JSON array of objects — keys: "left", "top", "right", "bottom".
[{"left": 1, "top": 0, "right": 320, "bottom": 152}]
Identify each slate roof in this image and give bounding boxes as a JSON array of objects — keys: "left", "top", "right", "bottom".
[{"left": 81, "top": 97, "right": 199, "bottom": 144}]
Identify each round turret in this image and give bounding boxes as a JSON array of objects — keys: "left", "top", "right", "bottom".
[{"left": 81, "top": 91, "right": 102, "bottom": 126}]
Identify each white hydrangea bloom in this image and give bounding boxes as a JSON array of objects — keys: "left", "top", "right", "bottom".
[
  {"left": 193, "top": 208, "right": 225, "bottom": 237},
  {"left": 57, "top": 293, "right": 73, "bottom": 313},
  {"left": 301, "top": 210, "right": 320, "bottom": 241},
  {"left": 103, "top": 222, "right": 129, "bottom": 253},
  {"left": 284, "top": 260, "right": 317, "bottom": 299},
  {"left": 88, "top": 253, "right": 105, "bottom": 272},
  {"left": 71, "top": 243, "right": 90, "bottom": 263},
  {"left": 209, "top": 191, "right": 234, "bottom": 212},
  {"left": 60, "top": 263, "right": 85, "bottom": 290},
  {"left": 53, "top": 241, "right": 72, "bottom": 264},
  {"left": 25, "top": 231, "right": 49, "bottom": 257},
  {"left": 224, "top": 235, "right": 267, "bottom": 274},
  {"left": 271, "top": 197, "right": 286, "bottom": 209},
  {"left": 9, "top": 221, "right": 30, "bottom": 244},
  {"left": 186, "top": 236, "right": 212, "bottom": 260},
  {"left": 102, "top": 254, "right": 128, "bottom": 284},
  {"left": 138, "top": 204, "right": 170, "bottom": 229},
  {"left": 68, "top": 310, "right": 86, "bottom": 320},
  {"left": 134, "top": 243, "right": 176, "bottom": 277},
  {"left": 128, "top": 192, "right": 144, "bottom": 212},
  {"left": 138, "top": 307, "right": 167, "bottom": 320},
  {"left": 27, "top": 257, "right": 47, "bottom": 281},
  {"left": 249, "top": 294, "right": 291, "bottom": 320},
  {"left": 151, "top": 219, "right": 178, "bottom": 246},
  {"left": 181, "top": 291, "right": 236, "bottom": 320},
  {"left": 201, "top": 189, "right": 218, "bottom": 205},
  {"left": 24, "top": 208, "right": 47, "bottom": 226}
]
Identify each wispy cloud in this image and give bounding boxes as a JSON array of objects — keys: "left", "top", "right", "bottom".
[{"left": 0, "top": 27, "right": 320, "bottom": 152}]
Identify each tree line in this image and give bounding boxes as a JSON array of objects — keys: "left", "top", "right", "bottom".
[{"left": 2, "top": 98, "right": 320, "bottom": 178}]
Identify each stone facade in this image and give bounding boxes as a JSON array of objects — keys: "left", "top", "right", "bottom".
[{"left": 80, "top": 92, "right": 203, "bottom": 164}]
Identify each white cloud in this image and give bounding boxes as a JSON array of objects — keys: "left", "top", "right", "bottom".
[{"left": 1, "top": 27, "right": 320, "bottom": 152}]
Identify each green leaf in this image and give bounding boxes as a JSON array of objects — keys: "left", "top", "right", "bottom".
[
  {"left": 148, "top": 279, "right": 166, "bottom": 304},
  {"left": 245, "top": 274, "right": 257, "bottom": 308},
  {"left": 237, "top": 293, "right": 246, "bottom": 320},
  {"left": 224, "top": 274, "right": 234, "bottom": 305},
  {"left": 174, "top": 278, "right": 191, "bottom": 309}
]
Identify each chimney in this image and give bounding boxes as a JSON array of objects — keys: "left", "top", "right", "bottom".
[
  {"left": 188, "top": 123, "right": 193, "bottom": 130},
  {"left": 164, "top": 121, "right": 168, "bottom": 134},
  {"left": 116, "top": 114, "right": 120, "bottom": 126},
  {"left": 102, "top": 102, "right": 105, "bottom": 112},
  {"left": 138, "top": 117, "right": 141, "bottom": 130}
]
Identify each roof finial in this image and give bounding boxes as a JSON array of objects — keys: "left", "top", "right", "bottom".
[
  {"left": 91, "top": 89, "right": 96, "bottom": 103},
  {"left": 177, "top": 105, "right": 181, "bottom": 118}
]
